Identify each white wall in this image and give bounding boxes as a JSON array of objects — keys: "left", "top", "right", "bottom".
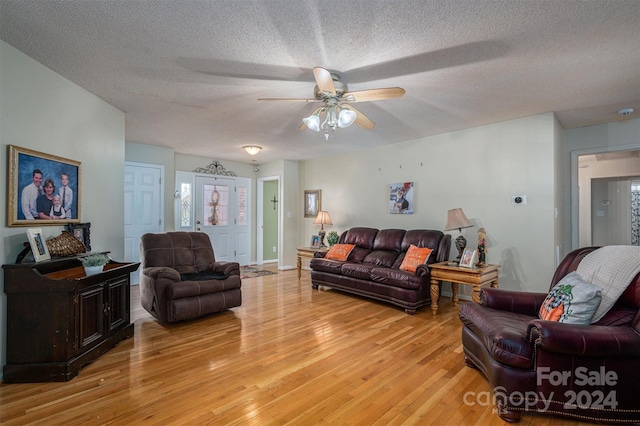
[
  {"left": 302, "top": 113, "right": 558, "bottom": 296},
  {"left": 1, "top": 40, "right": 126, "bottom": 379}
]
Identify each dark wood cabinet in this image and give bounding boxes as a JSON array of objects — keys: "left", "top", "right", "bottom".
[{"left": 2, "top": 256, "right": 139, "bottom": 383}]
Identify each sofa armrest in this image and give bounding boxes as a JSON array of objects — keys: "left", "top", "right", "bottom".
[
  {"left": 415, "top": 264, "right": 430, "bottom": 278},
  {"left": 314, "top": 251, "right": 326, "bottom": 258},
  {"left": 141, "top": 266, "right": 181, "bottom": 282},
  {"left": 213, "top": 261, "right": 240, "bottom": 275},
  {"left": 528, "top": 320, "right": 640, "bottom": 357},
  {"left": 481, "top": 287, "right": 546, "bottom": 315}
]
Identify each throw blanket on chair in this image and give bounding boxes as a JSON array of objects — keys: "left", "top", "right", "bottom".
[{"left": 577, "top": 245, "right": 640, "bottom": 323}]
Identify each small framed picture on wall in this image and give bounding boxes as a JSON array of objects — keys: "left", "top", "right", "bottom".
[{"left": 304, "top": 189, "right": 321, "bottom": 218}]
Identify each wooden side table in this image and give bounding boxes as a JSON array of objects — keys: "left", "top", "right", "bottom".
[
  {"left": 429, "top": 262, "right": 500, "bottom": 315},
  {"left": 296, "top": 246, "right": 327, "bottom": 280}
]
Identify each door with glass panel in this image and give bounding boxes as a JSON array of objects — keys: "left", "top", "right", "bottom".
[{"left": 195, "top": 176, "right": 235, "bottom": 262}]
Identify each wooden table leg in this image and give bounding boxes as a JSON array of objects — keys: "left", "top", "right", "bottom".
[
  {"left": 451, "top": 283, "right": 460, "bottom": 305},
  {"left": 472, "top": 285, "right": 481, "bottom": 303},
  {"left": 491, "top": 279, "right": 499, "bottom": 289},
  {"left": 430, "top": 279, "right": 440, "bottom": 315},
  {"left": 297, "top": 255, "right": 302, "bottom": 280}
]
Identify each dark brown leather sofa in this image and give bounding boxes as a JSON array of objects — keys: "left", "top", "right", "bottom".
[
  {"left": 459, "top": 246, "right": 640, "bottom": 423},
  {"left": 310, "top": 227, "right": 451, "bottom": 313},
  {"left": 139, "top": 232, "right": 242, "bottom": 323}
]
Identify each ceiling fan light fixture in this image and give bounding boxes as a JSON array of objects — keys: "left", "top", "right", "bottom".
[
  {"left": 303, "top": 114, "right": 321, "bottom": 132},
  {"left": 338, "top": 108, "right": 357, "bottom": 128},
  {"left": 243, "top": 145, "right": 262, "bottom": 155}
]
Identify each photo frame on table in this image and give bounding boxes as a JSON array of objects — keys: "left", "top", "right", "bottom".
[
  {"left": 66, "top": 222, "right": 92, "bottom": 251},
  {"left": 27, "top": 228, "right": 51, "bottom": 262},
  {"left": 310, "top": 235, "right": 320, "bottom": 248},
  {"left": 304, "top": 189, "right": 321, "bottom": 218},
  {"left": 459, "top": 249, "right": 477, "bottom": 268},
  {"left": 7, "top": 145, "right": 81, "bottom": 227}
]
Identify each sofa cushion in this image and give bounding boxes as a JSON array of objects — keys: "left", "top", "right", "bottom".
[
  {"left": 347, "top": 247, "right": 371, "bottom": 263},
  {"left": 342, "top": 227, "right": 378, "bottom": 248},
  {"left": 341, "top": 263, "right": 376, "bottom": 280},
  {"left": 399, "top": 244, "right": 433, "bottom": 273},
  {"left": 372, "top": 229, "right": 405, "bottom": 251},
  {"left": 363, "top": 250, "right": 400, "bottom": 268},
  {"left": 370, "top": 267, "right": 423, "bottom": 290},
  {"left": 459, "top": 302, "right": 534, "bottom": 369},
  {"left": 538, "top": 272, "right": 602, "bottom": 324},
  {"left": 325, "top": 244, "right": 356, "bottom": 261},
  {"left": 166, "top": 275, "right": 241, "bottom": 299}
]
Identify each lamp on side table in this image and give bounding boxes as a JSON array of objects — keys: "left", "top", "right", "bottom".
[
  {"left": 444, "top": 208, "right": 473, "bottom": 262},
  {"left": 314, "top": 211, "right": 332, "bottom": 248}
]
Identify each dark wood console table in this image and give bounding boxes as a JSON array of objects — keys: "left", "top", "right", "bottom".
[{"left": 2, "top": 256, "right": 140, "bottom": 383}]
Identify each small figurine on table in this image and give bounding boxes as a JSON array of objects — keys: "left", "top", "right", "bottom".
[{"left": 477, "top": 227, "right": 487, "bottom": 267}]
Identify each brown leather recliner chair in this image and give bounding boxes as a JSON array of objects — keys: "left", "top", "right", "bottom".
[
  {"left": 140, "top": 232, "right": 242, "bottom": 323},
  {"left": 459, "top": 246, "right": 640, "bottom": 423}
]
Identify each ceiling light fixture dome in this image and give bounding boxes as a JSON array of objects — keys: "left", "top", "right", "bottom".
[{"left": 243, "top": 145, "right": 262, "bottom": 155}]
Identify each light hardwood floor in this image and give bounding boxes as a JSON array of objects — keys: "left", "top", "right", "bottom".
[{"left": 1, "top": 268, "right": 590, "bottom": 425}]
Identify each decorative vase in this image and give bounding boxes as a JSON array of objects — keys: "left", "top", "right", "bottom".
[{"left": 84, "top": 265, "right": 104, "bottom": 276}]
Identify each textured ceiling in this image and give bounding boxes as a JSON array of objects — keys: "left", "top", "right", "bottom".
[{"left": 1, "top": 0, "right": 639, "bottom": 164}]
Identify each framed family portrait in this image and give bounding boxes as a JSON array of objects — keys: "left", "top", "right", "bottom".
[
  {"left": 459, "top": 249, "right": 478, "bottom": 268},
  {"left": 304, "top": 189, "right": 321, "bottom": 218},
  {"left": 7, "top": 145, "right": 82, "bottom": 227},
  {"left": 66, "top": 222, "right": 92, "bottom": 251},
  {"left": 27, "top": 228, "right": 51, "bottom": 262},
  {"left": 310, "top": 235, "right": 320, "bottom": 248}
]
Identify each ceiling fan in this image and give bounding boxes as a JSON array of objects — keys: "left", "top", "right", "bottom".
[{"left": 258, "top": 67, "right": 405, "bottom": 139}]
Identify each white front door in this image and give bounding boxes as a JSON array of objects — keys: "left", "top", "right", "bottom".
[
  {"left": 195, "top": 176, "right": 235, "bottom": 262},
  {"left": 124, "top": 162, "right": 163, "bottom": 284}
]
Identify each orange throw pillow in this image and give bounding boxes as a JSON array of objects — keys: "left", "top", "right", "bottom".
[
  {"left": 325, "top": 244, "right": 356, "bottom": 261},
  {"left": 399, "top": 244, "right": 433, "bottom": 273}
]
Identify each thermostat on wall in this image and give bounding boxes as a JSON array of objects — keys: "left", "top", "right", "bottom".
[{"left": 512, "top": 195, "right": 527, "bottom": 205}]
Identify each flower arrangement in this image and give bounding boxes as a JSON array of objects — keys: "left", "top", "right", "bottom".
[
  {"left": 80, "top": 253, "right": 109, "bottom": 267},
  {"left": 326, "top": 231, "right": 339, "bottom": 247}
]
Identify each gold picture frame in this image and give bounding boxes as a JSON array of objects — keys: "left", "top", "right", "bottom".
[
  {"left": 7, "top": 145, "right": 82, "bottom": 226},
  {"left": 304, "top": 189, "right": 321, "bottom": 218}
]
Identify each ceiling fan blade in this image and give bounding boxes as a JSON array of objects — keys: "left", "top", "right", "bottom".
[
  {"left": 300, "top": 106, "right": 323, "bottom": 130},
  {"left": 342, "top": 103, "right": 375, "bottom": 129},
  {"left": 343, "top": 87, "right": 405, "bottom": 102},
  {"left": 313, "top": 67, "right": 336, "bottom": 97},
  {"left": 258, "top": 97, "right": 319, "bottom": 102}
]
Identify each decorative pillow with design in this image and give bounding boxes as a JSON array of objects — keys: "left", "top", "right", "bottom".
[
  {"left": 399, "top": 244, "right": 433, "bottom": 273},
  {"left": 325, "top": 244, "right": 356, "bottom": 261},
  {"left": 538, "top": 271, "right": 603, "bottom": 324}
]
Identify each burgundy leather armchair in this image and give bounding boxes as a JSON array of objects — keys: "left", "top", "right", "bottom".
[
  {"left": 140, "top": 232, "right": 242, "bottom": 323},
  {"left": 459, "top": 247, "right": 640, "bottom": 423}
]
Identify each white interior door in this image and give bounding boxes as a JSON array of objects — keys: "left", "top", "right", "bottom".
[
  {"left": 124, "top": 162, "right": 163, "bottom": 284},
  {"left": 195, "top": 176, "right": 235, "bottom": 262}
]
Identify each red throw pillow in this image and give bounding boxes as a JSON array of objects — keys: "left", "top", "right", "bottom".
[
  {"left": 399, "top": 244, "right": 433, "bottom": 273},
  {"left": 325, "top": 244, "right": 356, "bottom": 261}
]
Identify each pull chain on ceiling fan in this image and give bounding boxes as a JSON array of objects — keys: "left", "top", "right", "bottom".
[{"left": 258, "top": 67, "right": 405, "bottom": 139}]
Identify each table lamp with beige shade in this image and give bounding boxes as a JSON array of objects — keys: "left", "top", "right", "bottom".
[
  {"left": 314, "top": 211, "right": 332, "bottom": 248},
  {"left": 444, "top": 208, "right": 474, "bottom": 262}
]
